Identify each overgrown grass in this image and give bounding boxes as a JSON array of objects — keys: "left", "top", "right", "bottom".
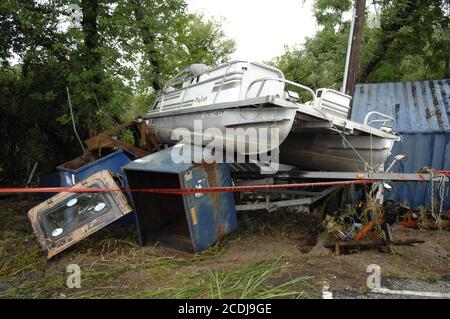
[
  {"left": 0, "top": 203, "right": 59, "bottom": 298},
  {"left": 0, "top": 208, "right": 35, "bottom": 268},
  {"left": 0, "top": 201, "right": 319, "bottom": 299},
  {"left": 131, "top": 258, "right": 318, "bottom": 299}
]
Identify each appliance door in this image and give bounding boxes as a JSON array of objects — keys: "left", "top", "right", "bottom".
[{"left": 28, "top": 170, "right": 133, "bottom": 258}]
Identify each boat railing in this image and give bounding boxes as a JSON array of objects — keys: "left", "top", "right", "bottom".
[
  {"left": 212, "top": 62, "right": 286, "bottom": 105},
  {"left": 160, "top": 61, "right": 246, "bottom": 110},
  {"left": 212, "top": 61, "right": 235, "bottom": 104},
  {"left": 245, "top": 78, "right": 317, "bottom": 102},
  {"left": 363, "top": 111, "right": 395, "bottom": 128},
  {"left": 165, "top": 69, "right": 190, "bottom": 88},
  {"left": 157, "top": 62, "right": 290, "bottom": 111}
]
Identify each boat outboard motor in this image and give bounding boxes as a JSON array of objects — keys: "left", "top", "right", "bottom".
[
  {"left": 188, "top": 62, "right": 208, "bottom": 77},
  {"left": 186, "top": 62, "right": 208, "bottom": 85}
]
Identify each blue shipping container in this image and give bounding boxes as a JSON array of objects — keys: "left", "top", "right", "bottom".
[
  {"left": 352, "top": 79, "right": 450, "bottom": 210},
  {"left": 124, "top": 146, "right": 237, "bottom": 253},
  {"left": 57, "top": 149, "right": 134, "bottom": 187},
  {"left": 385, "top": 133, "right": 450, "bottom": 210}
]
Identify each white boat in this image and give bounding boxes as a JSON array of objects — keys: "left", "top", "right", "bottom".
[{"left": 145, "top": 60, "right": 401, "bottom": 172}]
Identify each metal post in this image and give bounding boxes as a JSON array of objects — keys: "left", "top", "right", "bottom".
[
  {"left": 66, "top": 86, "right": 86, "bottom": 154},
  {"left": 342, "top": 0, "right": 356, "bottom": 95},
  {"left": 344, "top": 0, "right": 366, "bottom": 99}
]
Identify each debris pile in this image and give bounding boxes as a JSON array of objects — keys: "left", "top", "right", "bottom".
[
  {"left": 323, "top": 198, "right": 426, "bottom": 255},
  {"left": 384, "top": 200, "right": 450, "bottom": 230},
  {"left": 29, "top": 120, "right": 161, "bottom": 258},
  {"left": 27, "top": 122, "right": 238, "bottom": 258},
  {"left": 19, "top": 120, "right": 449, "bottom": 259}
]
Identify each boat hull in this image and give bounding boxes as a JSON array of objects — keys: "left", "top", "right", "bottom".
[
  {"left": 279, "top": 132, "right": 397, "bottom": 171},
  {"left": 147, "top": 106, "right": 297, "bottom": 156}
]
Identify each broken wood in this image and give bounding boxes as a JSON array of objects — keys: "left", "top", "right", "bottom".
[
  {"left": 25, "top": 162, "right": 38, "bottom": 187},
  {"left": 324, "top": 238, "right": 425, "bottom": 250},
  {"left": 85, "top": 120, "right": 160, "bottom": 158},
  {"left": 85, "top": 135, "right": 149, "bottom": 158},
  {"left": 145, "top": 126, "right": 161, "bottom": 152}
]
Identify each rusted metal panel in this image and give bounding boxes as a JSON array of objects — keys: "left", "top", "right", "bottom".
[
  {"left": 85, "top": 135, "right": 150, "bottom": 158},
  {"left": 352, "top": 79, "right": 450, "bottom": 133},
  {"left": 84, "top": 120, "right": 159, "bottom": 158},
  {"left": 28, "top": 170, "right": 133, "bottom": 259}
]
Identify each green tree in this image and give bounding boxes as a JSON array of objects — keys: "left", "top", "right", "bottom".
[
  {"left": 110, "top": 2, "right": 236, "bottom": 93},
  {"left": 360, "top": 0, "right": 450, "bottom": 82},
  {"left": 273, "top": 0, "right": 449, "bottom": 91},
  {"left": 0, "top": 0, "right": 235, "bottom": 184},
  {"left": 173, "top": 13, "right": 236, "bottom": 69},
  {"left": 272, "top": 28, "right": 348, "bottom": 94},
  {"left": 313, "top": 0, "right": 352, "bottom": 29},
  {"left": 0, "top": 0, "right": 77, "bottom": 184}
]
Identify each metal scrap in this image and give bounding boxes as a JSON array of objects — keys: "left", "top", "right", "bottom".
[{"left": 85, "top": 120, "right": 160, "bottom": 158}]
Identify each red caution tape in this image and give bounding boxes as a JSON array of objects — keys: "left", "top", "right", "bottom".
[
  {"left": 0, "top": 179, "right": 374, "bottom": 195},
  {"left": 432, "top": 169, "right": 450, "bottom": 178}
]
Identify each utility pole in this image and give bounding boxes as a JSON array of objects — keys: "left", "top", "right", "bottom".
[{"left": 342, "top": 0, "right": 366, "bottom": 98}]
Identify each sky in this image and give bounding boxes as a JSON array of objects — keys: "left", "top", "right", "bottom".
[{"left": 188, "top": 0, "right": 318, "bottom": 63}]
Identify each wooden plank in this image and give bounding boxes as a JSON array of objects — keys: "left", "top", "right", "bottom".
[{"left": 324, "top": 238, "right": 425, "bottom": 249}]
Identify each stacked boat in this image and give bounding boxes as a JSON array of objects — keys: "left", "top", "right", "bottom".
[{"left": 145, "top": 60, "right": 400, "bottom": 172}]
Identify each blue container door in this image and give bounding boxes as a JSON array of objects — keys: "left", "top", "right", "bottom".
[
  {"left": 183, "top": 167, "right": 218, "bottom": 252},
  {"left": 214, "top": 164, "right": 238, "bottom": 235}
]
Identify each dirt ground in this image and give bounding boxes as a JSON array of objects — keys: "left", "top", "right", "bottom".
[{"left": 0, "top": 198, "right": 449, "bottom": 299}]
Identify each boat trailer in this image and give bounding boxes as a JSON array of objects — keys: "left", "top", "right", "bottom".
[{"left": 230, "top": 166, "right": 449, "bottom": 213}]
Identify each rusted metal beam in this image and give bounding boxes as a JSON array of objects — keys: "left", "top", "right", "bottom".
[
  {"left": 85, "top": 120, "right": 161, "bottom": 157},
  {"left": 355, "top": 220, "right": 374, "bottom": 240},
  {"left": 324, "top": 238, "right": 425, "bottom": 249},
  {"left": 288, "top": 171, "right": 449, "bottom": 182},
  {"left": 85, "top": 135, "right": 150, "bottom": 158}
]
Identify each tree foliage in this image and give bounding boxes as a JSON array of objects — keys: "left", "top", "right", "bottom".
[
  {"left": 272, "top": 0, "right": 449, "bottom": 92},
  {"left": 0, "top": 0, "right": 235, "bottom": 184}
]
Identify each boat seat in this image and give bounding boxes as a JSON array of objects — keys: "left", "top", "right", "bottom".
[{"left": 314, "top": 89, "right": 351, "bottom": 119}]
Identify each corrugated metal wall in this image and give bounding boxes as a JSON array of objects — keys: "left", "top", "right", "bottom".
[
  {"left": 352, "top": 79, "right": 450, "bottom": 133},
  {"left": 385, "top": 133, "right": 450, "bottom": 210},
  {"left": 352, "top": 79, "right": 450, "bottom": 210}
]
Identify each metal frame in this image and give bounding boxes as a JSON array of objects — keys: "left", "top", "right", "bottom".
[
  {"left": 246, "top": 77, "right": 316, "bottom": 101},
  {"left": 363, "top": 111, "right": 395, "bottom": 127},
  {"left": 279, "top": 171, "right": 448, "bottom": 182},
  {"left": 235, "top": 185, "right": 342, "bottom": 212},
  {"left": 233, "top": 169, "right": 449, "bottom": 183},
  {"left": 159, "top": 61, "right": 285, "bottom": 111},
  {"left": 232, "top": 167, "right": 449, "bottom": 212}
]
